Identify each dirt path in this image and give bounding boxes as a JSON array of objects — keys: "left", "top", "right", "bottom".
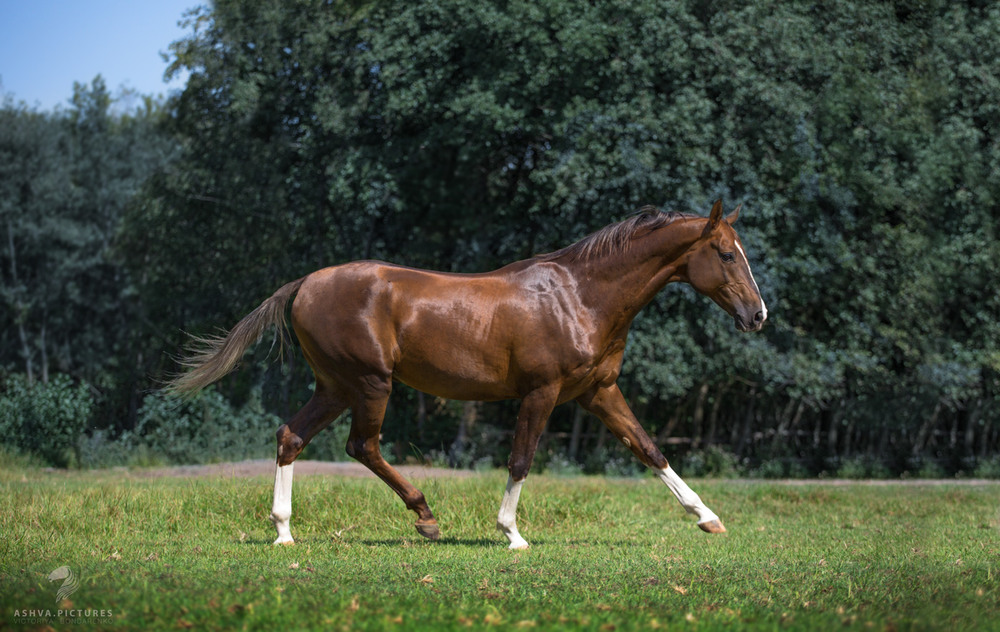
[
  {"left": 102, "top": 461, "right": 997, "bottom": 486},
  {"left": 729, "top": 477, "right": 999, "bottom": 487},
  {"left": 118, "top": 459, "right": 475, "bottom": 480}
]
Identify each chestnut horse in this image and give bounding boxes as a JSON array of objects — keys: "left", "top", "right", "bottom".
[{"left": 168, "top": 200, "right": 767, "bottom": 548}]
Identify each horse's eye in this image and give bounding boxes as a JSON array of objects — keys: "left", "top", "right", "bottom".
[{"left": 721, "top": 252, "right": 735, "bottom": 263}]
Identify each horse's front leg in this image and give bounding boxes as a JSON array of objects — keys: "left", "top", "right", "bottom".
[
  {"left": 576, "top": 383, "right": 726, "bottom": 533},
  {"left": 497, "top": 386, "right": 559, "bottom": 549}
]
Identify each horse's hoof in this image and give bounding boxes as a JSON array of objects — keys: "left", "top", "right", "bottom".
[
  {"left": 273, "top": 538, "right": 295, "bottom": 546},
  {"left": 697, "top": 519, "right": 727, "bottom": 534},
  {"left": 415, "top": 521, "right": 440, "bottom": 541}
]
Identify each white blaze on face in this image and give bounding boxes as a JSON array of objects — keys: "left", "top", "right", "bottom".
[
  {"left": 657, "top": 465, "right": 720, "bottom": 525},
  {"left": 496, "top": 475, "right": 530, "bottom": 550},
  {"left": 735, "top": 241, "right": 767, "bottom": 321},
  {"left": 270, "top": 462, "right": 295, "bottom": 545}
]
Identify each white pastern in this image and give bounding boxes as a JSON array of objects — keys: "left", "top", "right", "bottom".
[
  {"left": 496, "top": 475, "right": 530, "bottom": 550},
  {"left": 657, "top": 465, "right": 720, "bottom": 526},
  {"left": 270, "top": 462, "right": 295, "bottom": 545}
]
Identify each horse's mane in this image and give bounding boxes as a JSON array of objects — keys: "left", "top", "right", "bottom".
[{"left": 538, "top": 206, "right": 697, "bottom": 262}]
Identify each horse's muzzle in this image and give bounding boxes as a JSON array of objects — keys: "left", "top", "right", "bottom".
[{"left": 735, "top": 310, "right": 766, "bottom": 332}]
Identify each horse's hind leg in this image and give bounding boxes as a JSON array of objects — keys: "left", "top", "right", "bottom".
[
  {"left": 271, "top": 387, "right": 348, "bottom": 545},
  {"left": 345, "top": 380, "right": 440, "bottom": 540}
]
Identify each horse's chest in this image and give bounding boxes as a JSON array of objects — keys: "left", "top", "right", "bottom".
[{"left": 570, "top": 339, "right": 625, "bottom": 389}]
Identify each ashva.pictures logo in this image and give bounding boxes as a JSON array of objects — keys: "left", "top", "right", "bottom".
[
  {"left": 11, "top": 566, "right": 113, "bottom": 625},
  {"left": 48, "top": 566, "right": 80, "bottom": 603}
]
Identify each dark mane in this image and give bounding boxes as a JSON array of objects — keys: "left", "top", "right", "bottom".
[{"left": 538, "top": 206, "right": 697, "bottom": 262}]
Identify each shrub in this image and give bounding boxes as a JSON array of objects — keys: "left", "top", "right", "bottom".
[
  {"left": 836, "top": 455, "right": 892, "bottom": 479},
  {"left": 903, "top": 456, "right": 948, "bottom": 479},
  {"left": 972, "top": 456, "right": 1000, "bottom": 479},
  {"left": 0, "top": 444, "right": 46, "bottom": 473},
  {"left": 683, "top": 446, "right": 742, "bottom": 478},
  {"left": 916, "top": 459, "right": 947, "bottom": 479},
  {"left": 787, "top": 460, "right": 812, "bottom": 478},
  {"left": 298, "top": 412, "right": 352, "bottom": 462},
  {"left": 121, "top": 387, "right": 281, "bottom": 465},
  {"left": 77, "top": 428, "right": 158, "bottom": 469},
  {"left": 751, "top": 459, "right": 787, "bottom": 479},
  {"left": 541, "top": 450, "right": 584, "bottom": 477},
  {"left": 583, "top": 445, "right": 643, "bottom": 478},
  {"left": 0, "top": 374, "right": 93, "bottom": 467}
]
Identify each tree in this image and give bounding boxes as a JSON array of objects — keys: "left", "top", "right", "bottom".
[
  {"left": 1, "top": 79, "right": 174, "bottom": 430},
  {"left": 111, "top": 0, "right": 1000, "bottom": 472},
  {"left": 0, "top": 98, "right": 74, "bottom": 383}
]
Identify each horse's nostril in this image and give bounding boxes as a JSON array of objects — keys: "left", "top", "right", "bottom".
[{"left": 753, "top": 310, "right": 764, "bottom": 324}]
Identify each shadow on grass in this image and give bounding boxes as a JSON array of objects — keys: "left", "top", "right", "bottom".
[
  {"left": 238, "top": 538, "right": 283, "bottom": 546},
  {"left": 236, "top": 536, "right": 514, "bottom": 547},
  {"left": 359, "top": 537, "right": 502, "bottom": 547}
]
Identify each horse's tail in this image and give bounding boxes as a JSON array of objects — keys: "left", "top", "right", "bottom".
[{"left": 165, "top": 276, "right": 308, "bottom": 396}]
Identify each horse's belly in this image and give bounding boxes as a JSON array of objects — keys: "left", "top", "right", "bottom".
[{"left": 393, "top": 359, "right": 517, "bottom": 402}]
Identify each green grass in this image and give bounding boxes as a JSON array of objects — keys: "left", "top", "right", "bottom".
[{"left": 1, "top": 462, "right": 998, "bottom": 631}]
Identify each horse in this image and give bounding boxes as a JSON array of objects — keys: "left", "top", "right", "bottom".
[{"left": 168, "top": 199, "right": 767, "bottom": 549}]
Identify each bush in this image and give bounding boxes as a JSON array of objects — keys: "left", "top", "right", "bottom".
[
  {"left": 972, "top": 456, "right": 1000, "bottom": 479},
  {"left": 750, "top": 459, "right": 787, "bottom": 479},
  {"left": 0, "top": 444, "right": 46, "bottom": 473},
  {"left": 540, "top": 450, "right": 584, "bottom": 477},
  {"left": 120, "top": 387, "right": 281, "bottom": 465},
  {"left": 903, "top": 456, "right": 947, "bottom": 479},
  {"left": 77, "top": 428, "right": 160, "bottom": 469},
  {"left": 787, "top": 460, "right": 812, "bottom": 478},
  {"left": 836, "top": 455, "right": 892, "bottom": 479},
  {"left": 834, "top": 457, "right": 866, "bottom": 479},
  {"left": 298, "top": 411, "right": 352, "bottom": 462},
  {"left": 682, "top": 446, "right": 742, "bottom": 478},
  {"left": 0, "top": 373, "right": 93, "bottom": 467},
  {"left": 583, "top": 445, "right": 643, "bottom": 478}
]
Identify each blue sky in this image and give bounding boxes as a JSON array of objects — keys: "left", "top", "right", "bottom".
[{"left": 0, "top": 0, "right": 199, "bottom": 111}]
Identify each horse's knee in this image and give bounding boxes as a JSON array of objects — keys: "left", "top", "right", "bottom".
[{"left": 276, "top": 424, "right": 305, "bottom": 466}]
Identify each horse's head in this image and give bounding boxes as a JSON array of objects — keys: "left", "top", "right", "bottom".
[{"left": 684, "top": 200, "right": 768, "bottom": 332}]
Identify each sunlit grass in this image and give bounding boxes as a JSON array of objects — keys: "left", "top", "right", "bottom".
[{"left": 1, "top": 463, "right": 998, "bottom": 631}]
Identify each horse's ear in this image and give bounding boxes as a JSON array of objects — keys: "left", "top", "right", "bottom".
[
  {"left": 725, "top": 203, "right": 742, "bottom": 225},
  {"left": 707, "top": 199, "right": 724, "bottom": 232}
]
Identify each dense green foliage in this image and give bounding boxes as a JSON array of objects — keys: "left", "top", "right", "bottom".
[
  {"left": 0, "top": 78, "right": 175, "bottom": 434},
  {"left": 2, "top": 0, "right": 999, "bottom": 473},
  {"left": 0, "top": 374, "right": 93, "bottom": 467},
  {"left": 122, "top": 387, "right": 281, "bottom": 466},
  {"left": 2, "top": 464, "right": 998, "bottom": 630}
]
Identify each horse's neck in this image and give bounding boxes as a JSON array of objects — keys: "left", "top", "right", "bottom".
[{"left": 572, "top": 218, "right": 703, "bottom": 329}]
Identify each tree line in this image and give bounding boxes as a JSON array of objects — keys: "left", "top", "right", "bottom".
[{"left": 2, "top": 0, "right": 998, "bottom": 476}]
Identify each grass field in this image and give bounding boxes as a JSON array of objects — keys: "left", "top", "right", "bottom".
[{"left": 1, "top": 459, "right": 998, "bottom": 631}]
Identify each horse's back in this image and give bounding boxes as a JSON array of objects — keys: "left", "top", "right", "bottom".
[
  {"left": 290, "top": 261, "right": 531, "bottom": 399},
  {"left": 288, "top": 258, "right": 604, "bottom": 401}
]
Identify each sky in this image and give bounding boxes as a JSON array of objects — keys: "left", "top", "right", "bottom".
[{"left": 0, "top": 0, "right": 199, "bottom": 112}]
